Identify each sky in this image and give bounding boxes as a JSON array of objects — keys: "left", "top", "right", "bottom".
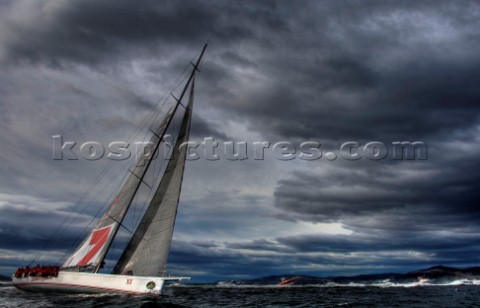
[{"left": 1, "top": 0, "right": 480, "bottom": 282}]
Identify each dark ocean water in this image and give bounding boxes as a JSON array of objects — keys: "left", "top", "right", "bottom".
[{"left": 1, "top": 284, "right": 479, "bottom": 307}]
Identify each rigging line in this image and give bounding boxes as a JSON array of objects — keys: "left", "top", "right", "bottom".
[
  {"left": 39, "top": 59, "right": 193, "bottom": 264},
  {"left": 96, "top": 53, "right": 192, "bottom": 145},
  {"left": 95, "top": 99, "right": 183, "bottom": 272},
  {"left": 55, "top": 171, "right": 122, "bottom": 265},
  {"left": 56, "top": 178, "right": 124, "bottom": 265},
  {"left": 139, "top": 67, "right": 189, "bottom": 145},
  {"left": 31, "top": 160, "right": 118, "bottom": 266},
  {"left": 133, "top": 153, "right": 165, "bottom": 230},
  {"left": 97, "top": 45, "right": 207, "bottom": 272},
  {"left": 34, "top": 94, "right": 170, "bottom": 264},
  {"left": 132, "top": 139, "right": 166, "bottom": 229},
  {"left": 33, "top": 59, "right": 195, "bottom": 267},
  {"left": 97, "top": 170, "right": 150, "bottom": 271},
  {"left": 63, "top": 151, "right": 136, "bottom": 250},
  {"left": 131, "top": 162, "right": 155, "bottom": 231},
  {"left": 132, "top": 77, "right": 186, "bottom": 164},
  {"left": 130, "top": 110, "right": 183, "bottom": 229},
  {"left": 68, "top": 96, "right": 181, "bottom": 253},
  {"left": 134, "top": 61, "right": 192, "bottom": 145},
  {"left": 124, "top": 94, "right": 169, "bottom": 151},
  {"left": 163, "top": 74, "right": 198, "bottom": 274},
  {"left": 69, "top": 179, "right": 118, "bottom": 248},
  {"left": 99, "top": 110, "right": 183, "bottom": 271},
  {"left": 133, "top": 50, "right": 195, "bottom": 150},
  {"left": 54, "top": 90, "right": 178, "bottom": 264},
  {"left": 82, "top": 179, "right": 136, "bottom": 268},
  {"left": 132, "top": 109, "right": 190, "bottom": 249},
  {"left": 134, "top": 142, "right": 161, "bottom": 228},
  {"left": 54, "top": 46, "right": 204, "bottom": 270},
  {"left": 132, "top": 112, "right": 182, "bottom": 229},
  {"left": 106, "top": 214, "right": 133, "bottom": 234},
  {"left": 92, "top": 61, "right": 190, "bottom": 172},
  {"left": 73, "top": 65, "right": 185, "bottom": 193}
]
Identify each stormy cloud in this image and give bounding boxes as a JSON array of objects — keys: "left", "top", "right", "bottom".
[{"left": 1, "top": 0, "right": 479, "bottom": 281}]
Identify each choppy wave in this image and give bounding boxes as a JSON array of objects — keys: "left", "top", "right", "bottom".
[
  {"left": 2, "top": 283, "right": 480, "bottom": 307},
  {"left": 211, "top": 278, "right": 480, "bottom": 288}
]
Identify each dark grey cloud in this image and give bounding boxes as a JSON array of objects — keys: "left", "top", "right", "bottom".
[
  {"left": 166, "top": 230, "right": 480, "bottom": 281},
  {"left": 276, "top": 166, "right": 479, "bottom": 221},
  {"left": 0, "top": 196, "right": 88, "bottom": 251},
  {"left": 1, "top": 0, "right": 214, "bottom": 65},
  {"left": 276, "top": 232, "right": 480, "bottom": 255},
  {"left": 190, "top": 114, "right": 231, "bottom": 140},
  {"left": 274, "top": 140, "right": 480, "bottom": 228},
  {"left": 167, "top": 240, "right": 295, "bottom": 280},
  {"left": 0, "top": 0, "right": 292, "bottom": 67},
  {"left": 199, "top": 1, "right": 480, "bottom": 142}
]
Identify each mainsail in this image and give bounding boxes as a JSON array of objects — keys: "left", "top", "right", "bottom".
[
  {"left": 114, "top": 77, "right": 195, "bottom": 276},
  {"left": 63, "top": 106, "right": 175, "bottom": 269}
]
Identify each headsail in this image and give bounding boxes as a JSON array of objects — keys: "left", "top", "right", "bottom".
[
  {"left": 63, "top": 107, "right": 175, "bottom": 269},
  {"left": 113, "top": 76, "right": 195, "bottom": 276}
]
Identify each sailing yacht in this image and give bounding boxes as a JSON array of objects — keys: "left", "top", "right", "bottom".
[{"left": 12, "top": 45, "right": 208, "bottom": 295}]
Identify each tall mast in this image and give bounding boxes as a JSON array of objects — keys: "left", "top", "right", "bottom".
[{"left": 95, "top": 44, "right": 208, "bottom": 272}]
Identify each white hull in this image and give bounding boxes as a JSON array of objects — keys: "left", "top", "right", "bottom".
[{"left": 12, "top": 271, "right": 189, "bottom": 296}]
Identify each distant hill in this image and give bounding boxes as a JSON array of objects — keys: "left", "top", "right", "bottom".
[
  {"left": 408, "top": 265, "right": 480, "bottom": 277},
  {"left": 227, "top": 266, "right": 480, "bottom": 285}
]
